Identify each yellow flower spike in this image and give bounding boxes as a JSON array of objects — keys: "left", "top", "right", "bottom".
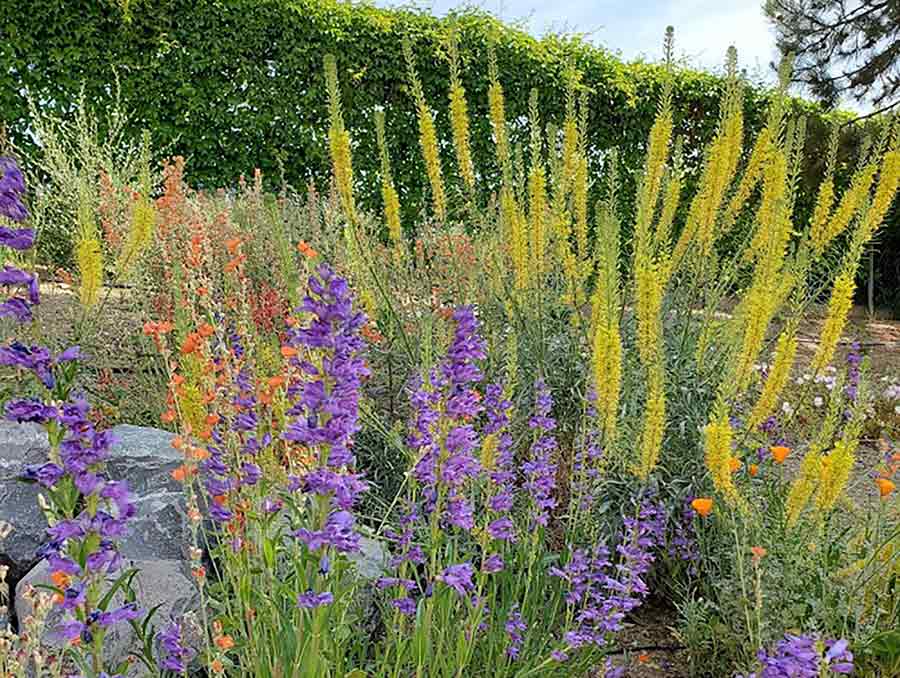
[
  {"left": 403, "top": 40, "right": 446, "bottom": 221},
  {"left": 747, "top": 327, "right": 798, "bottom": 430},
  {"left": 786, "top": 448, "right": 822, "bottom": 526},
  {"left": 813, "top": 163, "right": 877, "bottom": 253},
  {"left": 446, "top": 28, "right": 475, "bottom": 192},
  {"left": 815, "top": 438, "right": 857, "bottom": 512},
  {"left": 635, "top": 366, "right": 666, "bottom": 481},
  {"left": 374, "top": 110, "right": 403, "bottom": 246},
  {"left": 75, "top": 179, "right": 103, "bottom": 309},
  {"left": 487, "top": 44, "right": 510, "bottom": 180},
  {"left": 324, "top": 54, "right": 355, "bottom": 223},
  {"left": 703, "top": 410, "right": 748, "bottom": 512},
  {"left": 810, "top": 266, "right": 856, "bottom": 375}
]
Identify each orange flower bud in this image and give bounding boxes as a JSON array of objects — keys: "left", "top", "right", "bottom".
[{"left": 749, "top": 463, "right": 759, "bottom": 477}]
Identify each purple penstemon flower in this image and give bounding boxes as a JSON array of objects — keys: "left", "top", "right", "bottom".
[
  {"left": 0, "top": 156, "right": 29, "bottom": 223},
  {"left": 505, "top": 605, "right": 527, "bottom": 659},
  {"left": 281, "top": 265, "right": 369, "bottom": 560},
  {"left": 156, "top": 619, "right": 196, "bottom": 673},
  {"left": 551, "top": 499, "right": 666, "bottom": 652},
  {"left": 740, "top": 633, "right": 854, "bottom": 677},
  {"left": 436, "top": 562, "right": 475, "bottom": 597},
  {"left": 523, "top": 378, "right": 558, "bottom": 530}
]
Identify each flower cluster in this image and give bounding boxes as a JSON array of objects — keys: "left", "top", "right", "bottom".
[
  {"left": 523, "top": 378, "right": 557, "bottom": 529},
  {"left": 282, "top": 265, "right": 370, "bottom": 591},
  {"left": 551, "top": 499, "right": 665, "bottom": 653},
  {"left": 1, "top": 156, "right": 38, "bottom": 322},
  {"left": 157, "top": 619, "right": 196, "bottom": 673},
  {"left": 741, "top": 634, "right": 854, "bottom": 677},
  {"left": 3, "top": 158, "right": 142, "bottom": 662}
]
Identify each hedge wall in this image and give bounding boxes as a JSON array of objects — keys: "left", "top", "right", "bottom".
[{"left": 1, "top": 0, "right": 897, "bottom": 310}]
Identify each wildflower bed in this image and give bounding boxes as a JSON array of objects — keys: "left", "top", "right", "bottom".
[{"left": 2, "top": 30, "right": 900, "bottom": 678}]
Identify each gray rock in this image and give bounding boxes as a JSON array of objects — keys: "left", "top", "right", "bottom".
[
  {"left": 106, "top": 424, "right": 181, "bottom": 495},
  {"left": 16, "top": 558, "right": 199, "bottom": 675},
  {"left": 0, "top": 422, "right": 50, "bottom": 579},
  {"left": 106, "top": 425, "right": 187, "bottom": 561}
]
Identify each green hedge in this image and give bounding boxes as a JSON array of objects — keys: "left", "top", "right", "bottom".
[{"left": 1, "top": 0, "right": 897, "bottom": 310}]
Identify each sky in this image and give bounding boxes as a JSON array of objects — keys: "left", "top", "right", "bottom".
[{"left": 374, "top": 0, "right": 781, "bottom": 84}]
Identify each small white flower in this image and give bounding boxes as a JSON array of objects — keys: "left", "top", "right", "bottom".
[
  {"left": 895, "top": 404, "right": 900, "bottom": 416},
  {"left": 826, "top": 365, "right": 837, "bottom": 373},
  {"left": 813, "top": 396, "right": 824, "bottom": 408},
  {"left": 782, "top": 401, "right": 794, "bottom": 416}
]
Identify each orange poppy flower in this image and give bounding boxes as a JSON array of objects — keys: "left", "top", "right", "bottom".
[
  {"left": 280, "top": 346, "right": 298, "bottom": 358},
  {"left": 691, "top": 497, "right": 714, "bottom": 517},
  {"left": 161, "top": 409, "right": 177, "bottom": 424},
  {"left": 875, "top": 478, "right": 896, "bottom": 498},
  {"left": 730, "top": 458, "right": 742, "bottom": 473},
  {"left": 198, "top": 323, "right": 215, "bottom": 338},
  {"left": 749, "top": 463, "right": 759, "bottom": 477},
  {"left": 750, "top": 546, "right": 767, "bottom": 562},
  {"left": 211, "top": 660, "right": 225, "bottom": 674},
  {"left": 171, "top": 436, "right": 184, "bottom": 450},
  {"left": 297, "top": 240, "right": 318, "bottom": 258},
  {"left": 637, "top": 653, "right": 650, "bottom": 664},
  {"left": 771, "top": 446, "right": 791, "bottom": 464},
  {"left": 267, "top": 375, "right": 286, "bottom": 388},
  {"left": 206, "top": 413, "right": 221, "bottom": 426}
]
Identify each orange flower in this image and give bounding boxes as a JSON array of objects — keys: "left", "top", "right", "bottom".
[
  {"left": 215, "top": 635, "right": 235, "bottom": 650},
  {"left": 691, "top": 497, "right": 714, "bottom": 517},
  {"left": 143, "top": 320, "right": 174, "bottom": 336},
  {"left": 749, "top": 463, "right": 759, "bottom": 477},
  {"left": 637, "top": 653, "right": 650, "bottom": 664},
  {"left": 875, "top": 477, "right": 896, "bottom": 498},
  {"left": 750, "top": 546, "right": 767, "bottom": 562},
  {"left": 225, "top": 237, "right": 242, "bottom": 255},
  {"left": 171, "top": 436, "right": 184, "bottom": 450},
  {"left": 267, "top": 375, "right": 286, "bottom": 388},
  {"left": 170, "top": 374, "right": 186, "bottom": 387},
  {"left": 50, "top": 570, "right": 71, "bottom": 589},
  {"left": 224, "top": 255, "right": 245, "bottom": 273},
  {"left": 211, "top": 660, "right": 225, "bottom": 674},
  {"left": 280, "top": 346, "right": 298, "bottom": 358},
  {"left": 206, "top": 413, "right": 221, "bottom": 426},
  {"left": 198, "top": 323, "right": 215, "bottom": 338},
  {"left": 297, "top": 240, "right": 318, "bottom": 258},
  {"left": 161, "top": 409, "right": 177, "bottom": 424},
  {"left": 192, "top": 566, "right": 206, "bottom": 581},
  {"left": 180, "top": 333, "right": 201, "bottom": 355},
  {"left": 171, "top": 464, "right": 192, "bottom": 482},
  {"left": 729, "top": 458, "right": 742, "bottom": 473},
  {"left": 197, "top": 285, "right": 209, "bottom": 297},
  {"left": 770, "top": 446, "right": 791, "bottom": 464}
]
